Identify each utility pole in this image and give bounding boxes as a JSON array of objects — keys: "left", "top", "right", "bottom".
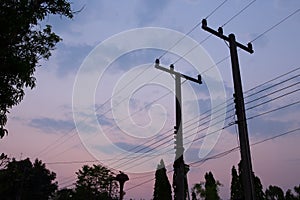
[
  {"left": 201, "top": 19, "right": 255, "bottom": 200},
  {"left": 155, "top": 59, "right": 202, "bottom": 200}
]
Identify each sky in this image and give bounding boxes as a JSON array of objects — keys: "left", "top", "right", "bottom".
[{"left": 1, "top": 0, "right": 300, "bottom": 199}]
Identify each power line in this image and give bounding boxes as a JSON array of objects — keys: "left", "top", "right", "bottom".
[
  {"left": 55, "top": 93, "right": 300, "bottom": 189},
  {"left": 250, "top": 8, "right": 300, "bottom": 43},
  {"left": 36, "top": 5, "right": 300, "bottom": 159},
  {"left": 173, "top": 0, "right": 257, "bottom": 65},
  {"left": 244, "top": 79, "right": 300, "bottom": 106},
  {"left": 247, "top": 99, "right": 300, "bottom": 120},
  {"left": 127, "top": 127, "right": 300, "bottom": 190},
  {"left": 115, "top": 85, "right": 300, "bottom": 171},
  {"left": 205, "top": 0, "right": 229, "bottom": 19},
  {"left": 244, "top": 66, "right": 300, "bottom": 94},
  {"left": 221, "top": 0, "right": 257, "bottom": 27},
  {"left": 45, "top": 67, "right": 299, "bottom": 169},
  {"left": 120, "top": 119, "right": 235, "bottom": 172},
  {"left": 36, "top": 0, "right": 228, "bottom": 157},
  {"left": 44, "top": 72, "right": 171, "bottom": 159},
  {"left": 244, "top": 73, "right": 300, "bottom": 99},
  {"left": 175, "top": 6, "right": 300, "bottom": 75},
  {"left": 190, "top": 127, "right": 300, "bottom": 167},
  {"left": 54, "top": 71, "right": 300, "bottom": 190},
  {"left": 158, "top": 0, "right": 229, "bottom": 60}
]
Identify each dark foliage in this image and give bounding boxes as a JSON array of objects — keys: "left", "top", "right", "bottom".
[
  {"left": 0, "top": 157, "right": 57, "bottom": 199},
  {"left": 0, "top": 0, "right": 73, "bottom": 138},
  {"left": 73, "top": 164, "right": 118, "bottom": 200},
  {"left": 153, "top": 159, "right": 172, "bottom": 200}
]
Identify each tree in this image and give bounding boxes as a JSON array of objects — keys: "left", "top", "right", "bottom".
[
  {"left": 285, "top": 189, "right": 296, "bottom": 200},
  {"left": 294, "top": 185, "right": 300, "bottom": 198},
  {"left": 52, "top": 188, "right": 75, "bottom": 200},
  {"left": 192, "top": 171, "right": 221, "bottom": 200},
  {"left": 284, "top": 185, "right": 300, "bottom": 200},
  {"left": 230, "top": 166, "right": 242, "bottom": 200},
  {"left": 0, "top": 157, "right": 57, "bottom": 199},
  {"left": 0, "top": 153, "right": 10, "bottom": 169},
  {"left": 192, "top": 191, "right": 197, "bottom": 200},
  {"left": 153, "top": 159, "right": 172, "bottom": 200},
  {"left": 265, "top": 185, "right": 285, "bottom": 200},
  {"left": 0, "top": 0, "right": 73, "bottom": 138},
  {"left": 253, "top": 174, "right": 265, "bottom": 199},
  {"left": 73, "top": 164, "right": 118, "bottom": 200},
  {"left": 230, "top": 161, "right": 265, "bottom": 200}
]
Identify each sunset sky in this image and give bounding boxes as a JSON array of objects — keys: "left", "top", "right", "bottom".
[{"left": 1, "top": 0, "right": 300, "bottom": 199}]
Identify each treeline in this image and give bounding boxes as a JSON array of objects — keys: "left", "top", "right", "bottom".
[
  {"left": 0, "top": 153, "right": 118, "bottom": 200},
  {"left": 0, "top": 153, "right": 299, "bottom": 200},
  {"left": 153, "top": 159, "right": 300, "bottom": 200}
]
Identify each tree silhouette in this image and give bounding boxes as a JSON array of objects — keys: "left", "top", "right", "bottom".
[
  {"left": 0, "top": 153, "right": 10, "bottom": 169},
  {"left": 0, "top": 157, "right": 57, "bottom": 199},
  {"left": 230, "top": 166, "right": 242, "bottom": 200},
  {"left": 265, "top": 185, "right": 285, "bottom": 200},
  {"left": 230, "top": 161, "right": 265, "bottom": 200},
  {"left": 0, "top": 0, "right": 73, "bottom": 138},
  {"left": 153, "top": 159, "right": 172, "bottom": 200},
  {"left": 73, "top": 164, "right": 118, "bottom": 200},
  {"left": 294, "top": 185, "right": 300, "bottom": 197},
  {"left": 53, "top": 188, "right": 75, "bottom": 200},
  {"left": 192, "top": 171, "right": 221, "bottom": 200},
  {"left": 285, "top": 185, "right": 300, "bottom": 200}
]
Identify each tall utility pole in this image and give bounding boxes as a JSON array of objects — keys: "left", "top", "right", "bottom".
[
  {"left": 155, "top": 59, "right": 202, "bottom": 200},
  {"left": 201, "top": 19, "right": 255, "bottom": 200}
]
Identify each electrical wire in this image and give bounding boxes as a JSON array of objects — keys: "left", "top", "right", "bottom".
[
  {"left": 244, "top": 73, "right": 300, "bottom": 99},
  {"left": 158, "top": 0, "right": 229, "bottom": 60},
  {"left": 221, "top": 0, "right": 257, "bottom": 27},
  {"left": 173, "top": 0, "right": 257, "bottom": 65},
  {"left": 244, "top": 67, "right": 300, "bottom": 94},
  {"left": 115, "top": 85, "right": 300, "bottom": 171},
  {"left": 46, "top": 67, "right": 299, "bottom": 169},
  {"left": 35, "top": 0, "right": 229, "bottom": 157},
  {"left": 126, "top": 127, "right": 300, "bottom": 190},
  {"left": 56, "top": 88, "right": 300, "bottom": 189},
  {"left": 250, "top": 8, "right": 300, "bottom": 43},
  {"left": 37, "top": 2, "right": 298, "bottom": 160},
  {"left": 205, "top": 0, "right": 229, "bottom": 19}
]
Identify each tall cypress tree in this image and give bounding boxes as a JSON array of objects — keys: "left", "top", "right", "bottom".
[
  {"left": 153, "top": 159, "right": 172, "bottom": 200},
  {"left": 192, "top": 171, "right": 221, "bottom": 200},
  {"left": 204, "top": 172, "right": 221, "bottom": 200},
  {"left": 230, "top": 161, "right": 265, "bottom": 200},
  {"left": 230, "top": 166, "right": 242, "bottom": 200}
]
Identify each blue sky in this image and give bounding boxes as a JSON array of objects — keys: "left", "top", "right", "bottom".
[{"left": 1, "top": 0, "right": 300, "bottom": 199}]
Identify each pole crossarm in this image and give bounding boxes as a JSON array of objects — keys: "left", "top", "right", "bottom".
[
  {"left": 201, "top": 19, "right": 254, "bottom": 54},
  {"left": 155, "top": 59, "right": 202, "bottom": 84}
]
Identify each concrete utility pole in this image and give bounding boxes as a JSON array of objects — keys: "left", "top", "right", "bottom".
[
  {"left": 201, "top": 19, "right": 255, "bottom": 200},
  {"left": 155, "top": 59, "right": 202, "bottom": 200}
]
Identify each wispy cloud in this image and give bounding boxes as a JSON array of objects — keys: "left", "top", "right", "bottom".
[
  {"left": 29, "top": 117, "right": 74, "bottom": 133},
  {"left": 97, "top": 114, "right": 114, "bottom": 127},
  {"left": 114, "top": 141, "right": 155, "bottom": 153}
]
